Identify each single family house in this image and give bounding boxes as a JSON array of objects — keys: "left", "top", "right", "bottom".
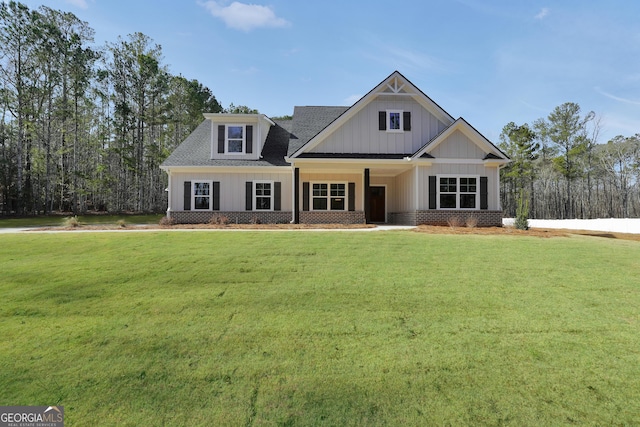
[{"left": 160, "top": 71, "right": 509, "bottom": 226}]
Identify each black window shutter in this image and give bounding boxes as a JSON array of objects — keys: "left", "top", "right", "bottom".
[
  {"left": 403, "top": 111, "right": 411, "bottom": 131},
  {"left": 480, "top": 176, "right": 488, "bottom": 210},
  {"left": 246, "top": 125, "right": 253, "bottom": 154},
  {"left": 218, "top": 125, "right": 225, "bottom": 153},
  {"left": 274, "top": 182, "right": 281, "bottom": 211},
  {"left": 348, "top": 182, "right": 356, "bottom": 211},
  {"left": 378, "top": 111, "right": 386, "bottom": 131},
  {"left": 428, "top": 176, "right": 437, "bottom": 209},
  {"left": 302, "top": 182, "right": 310, "bottom": 211},
  {"left": 184, "top": 181, "right": 191, "bottom": 210},
  {"left": 245, "top": 181, "right": 253, "bottom": 211},
  {"left": 213, "top": 181, "right": 220, "bottom": 210}
]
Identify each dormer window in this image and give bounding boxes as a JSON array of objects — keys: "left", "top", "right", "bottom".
[
  {"left": 378, "top": 110, "right": 411, "bottom": 132},
  {"left": 217, "top": 124, "right": 253, "bottom": 155},
  {"left": 226, "top": 125, "right": 245, "bottom": 153}
]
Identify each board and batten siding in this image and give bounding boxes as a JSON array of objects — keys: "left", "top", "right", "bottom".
[
  {"left": 299, "top": 172, "right": 363, "bottom": 211},
  {"left": 369, "top": 176, "right": 397, "bottom": 212},
  {"left": 170, "top": 171, "right": 292, "bottom": 211},
  {"left": 416, "top": 164, "right": 500, "bottom": 210},
  {"left": 394, "top": 168, "right": 417, "bottom": 212},
  {"left": 309, "top": 96, "right": 448, "bottom": 155},
  {"left": 428, "top": 130, "right": 487, "bottom": 159}
]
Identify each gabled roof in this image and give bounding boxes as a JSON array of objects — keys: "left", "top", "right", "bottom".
[
  {"left": 160, "top": 119, "right": 292, "bottom": 168},
  {"left": 287, "top": 106, "right": 349, "bottom": 157},
  {"left": 411, "top": 117, "right": 509, "bottom": 161},
  {"left": 289, "top": 71, "right": 455, "bottom": 158}
]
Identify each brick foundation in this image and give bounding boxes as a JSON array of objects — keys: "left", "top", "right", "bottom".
[
  {"left": 299, "top": 211, "right": 366, "bottom": 224},
  {"left": 391, "top": 210, "right": 503, "bottom": 227},
  {"left": 170, "top": 211, "right": 292, "bottom": 224}
]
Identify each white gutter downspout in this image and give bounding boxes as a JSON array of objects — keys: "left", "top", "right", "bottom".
[
  {"left": 290, "top": 161, "right": 296, "bottom": 223},
  {"left": 166, "top": 169, "right": 172, "bottom": 217}
]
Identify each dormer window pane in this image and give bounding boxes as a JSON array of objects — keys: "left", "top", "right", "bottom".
[
  {"left": 227, "top": 126, "right": 244, "bottom": 153},
  {"left": 389, "top": 112, "right": 401, "bottom": 130}
]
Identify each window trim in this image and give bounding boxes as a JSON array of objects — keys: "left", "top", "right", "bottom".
[
  {"left": 253, "top": 180, "right": 274, "bottom": 211},
  {"left": 225, "top": 124, "right": 245, "bottom": 154},
  {"left": 311, "top": 181, "right": 348, "bottom": 211},
  {"left": 386, "top": 110, "right": 404, "bottom": 133},
  {"left": 192, "top": 180, "right": 213, "bottom": 211},
  {"left": 436, "top": 175, "right": 480, "bottom": 210}
]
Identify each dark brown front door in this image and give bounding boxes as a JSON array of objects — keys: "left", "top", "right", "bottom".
[{"left": 370, "top": 186, "right": 386, "bottom": 222}]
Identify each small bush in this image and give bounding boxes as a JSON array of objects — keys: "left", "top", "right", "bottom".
[
  {"left": 250, "top": 216, "right": 262, "bottom": 225},
  {"left": 447, "top": 216, "right": 462, "bottom": 228},
  {"left": 515, "top": 190, "right": 530, "bottom": 230},
  {"left": 208, "top": 215, "right": 230, "bottom": 225},
  {"left": 64, "top": 216, "right": 80, "bottom": 228},
  {"left": 116, "top": 219, "right": 127, "bottom": 228},
  {"left": 159, "top": 216, "right": 176, "bottom": 226},
  {"left": 465, "top": 215, "right": 478, "bottom": 228}
]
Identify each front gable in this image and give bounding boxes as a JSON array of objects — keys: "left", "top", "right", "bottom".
[
  {"left": 290, "top": 71, "right": 455, "bottom": 158},
  {"left": 412, "top": 118, "right": 508, "bottom": 166}
]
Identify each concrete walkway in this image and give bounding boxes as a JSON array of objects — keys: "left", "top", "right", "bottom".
[{"left": 0, "top": 225, "right": 417, "bottom": 234}]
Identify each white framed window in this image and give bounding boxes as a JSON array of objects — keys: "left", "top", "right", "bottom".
[
  {"left": 437, "top": 176, "right": 479, "bottom": 210},
  {"left": 312, "top": 182, "right": 346, "bottom": 211},
  {"left": 226, "top": 125, "right": 245, "bottom": 153},
  {"left": 254, "top": 180, "right": 273, "bottom": 211},
  {"left": 387, "top": 110, "right": 403, "bottom": 132},
  {"left": 192, "top": 181, "right": 212, "bottom": 210}
]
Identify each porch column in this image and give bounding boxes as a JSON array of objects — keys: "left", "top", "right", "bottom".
[
  {"left": 364, "top": 168, "right": 370, "bottom": 223},
  {"left": 294, "top": 167, "right": 300, "bottom": 224}
]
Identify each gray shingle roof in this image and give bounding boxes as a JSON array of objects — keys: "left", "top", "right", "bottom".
[
  {"left": 161, "top": 118, "right": 293, "bottom": 167},
  {"left": 287, "top": 106, "right": 349, "bottom": 156}
]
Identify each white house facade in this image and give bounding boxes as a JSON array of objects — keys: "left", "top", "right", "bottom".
[{"left": 160, "top": 71, "right": 510, "bottom": 226}]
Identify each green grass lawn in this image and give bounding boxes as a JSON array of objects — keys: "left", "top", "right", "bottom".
[
  {"left": 1, "top": 231, "right": 639, "bottom": 426},
  {"left": 0, "top": 213, "right": 164, "bottom": 228}
]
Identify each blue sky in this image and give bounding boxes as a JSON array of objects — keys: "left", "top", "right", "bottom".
[{"left": 19, "top": 0, "right": 640, "bottom": 142}]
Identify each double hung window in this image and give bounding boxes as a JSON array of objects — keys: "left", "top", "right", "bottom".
[
  {"left": 193, "top": 181, "right": 212, "bottom": 210},
  {"left": 226, "top": 125, "right": 244, "bottom": 153},
  {"left": 438, "top": 176, "right": 478, "bottom": 209},
  {"left": 312, "top": 183, "right": 346, "bottom": 210},
  {"left": 254, "top": 181, "right": 272, "bottom": 210}
]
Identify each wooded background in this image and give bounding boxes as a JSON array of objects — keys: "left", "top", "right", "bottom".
[{"left": 1, "top": 2, "right": 638, "bottom": 218}]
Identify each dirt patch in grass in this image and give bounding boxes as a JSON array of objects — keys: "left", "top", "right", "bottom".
[
  {"left": 28, "top": 222, "right": 640, "bottom": 241},
  {"left": 414, "top": 224, "right": 640, "bottom": 241}
]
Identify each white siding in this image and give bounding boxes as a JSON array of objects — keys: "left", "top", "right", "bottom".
[
  {"left": 310, "top": 96, "right": 447, "bottom": 155},
  {"left": 417, "top": 164, "right": 501, "bottom": 210},
  {"left": 394, "top": 168, "right": 416, "bottom": 211},
  {"left": 428, "top": 130, "right": 486, "bottom": 159},
  {"left": 300, "top": 172, "right": 363, "bottom": 210},
  {"left": 170, "top": 170, "right": 292, "bottom": 211},
  {"left": 370, "top": 176, "right": 396, "bottom": 212}
]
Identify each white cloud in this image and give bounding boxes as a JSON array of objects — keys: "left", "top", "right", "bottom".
[
  {"left": 199, "top": 1, "right": 290, "bottom": 32},
  {"left": 595, "top": 87, "right": 640, "bottom": 106},
  {"left": 535, "top": 7, "right": 549, "bottom": 20},
  {"left": 65, "top": 0, "right": 88, "bottom": 9}
]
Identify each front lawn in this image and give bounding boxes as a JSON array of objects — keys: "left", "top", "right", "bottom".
[{"left": 1, "top": 231, "right": 638, "bottom": 425}]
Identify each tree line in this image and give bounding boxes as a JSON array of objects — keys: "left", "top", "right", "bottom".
[
  {"left": 2, "top": 2, "right": 639, "bottom": 218},
  {"left": 0, "top": 1, "right": 223, "bottom": 215},
  {"left": 499, "top": 102, "right": 640, "bottom": 219}
]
